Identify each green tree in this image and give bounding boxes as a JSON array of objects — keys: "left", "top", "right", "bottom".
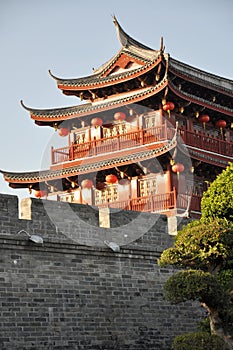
[
  {"left": 201, "top": 162, "right": 233, "bottom": 222},
  {"left": 159, "top": 163, "right": 233, "bottom": 349}
]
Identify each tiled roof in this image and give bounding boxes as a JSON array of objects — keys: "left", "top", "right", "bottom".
[
  {"left": 168, "top": 80, "right": 233, "bottom": 117},
  {"left": 169, "top": 58, "right": 233, "bottom": 96},
  {"left": 22, "top": 76, "right": 168, "bottom": 121},
  {"left": 94, "top": 17, "right": 158, "bottom": 75},
  {"left": 49, "top": 17, "right": 160, "bottom": 89},
  {"left": 52, "top": 53, "right": 161, "bottom": 88}
]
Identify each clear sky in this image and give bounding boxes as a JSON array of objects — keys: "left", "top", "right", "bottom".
[{"left": 0, "top": 0, "right": 233, "bottom": 199}]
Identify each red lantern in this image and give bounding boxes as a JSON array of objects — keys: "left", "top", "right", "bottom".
[
  {"left": 105, "top": 174, "right": 118, "bottom": 184},
  {"left": 162, "top": 102, "right": 175, "bottom": 117},
  {"left": 81, "top": 179, "right": 93, "bottom": 189},
  {"left": 198, "top": 115, "right": 210, "bottom": 130},
  {"left": 216, "top": 119, "right": 227, "bottom": 135},
  {"left": 114, "top": 112, "right": 126, "bottom": 121},
  {"left": 58, "top": 128, "right": 69, "bottom": 137},
  {"left": 91, "top": 118, "right": 103, "bottom": 127},
  {"left": 172, "top": 163, "right": 184, "bottom": 174},
  {"left": 216, "top": 119, "right": 226, "bottom": 129},
  {"left": 198, "top": 115, "right": 210, "bottom": 124},
  {"left": 34, "top": 190, "right": 46, "bottom": 198}
]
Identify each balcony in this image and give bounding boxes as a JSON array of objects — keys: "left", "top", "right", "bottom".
[
  {"left": 179, "top": 127, "right": 233, "bottom": 159},
  {"left": 97, "top": 189, "right": 177, "bottom": 213},
  {"left": 59, "top": 188, "right": 201, "bottom": 217},
  {"left": 51, "top": 123, "right": 174, "bottom": 165},
  {"left": 51, "top": 121, "right": 233, "bottom": 166}
]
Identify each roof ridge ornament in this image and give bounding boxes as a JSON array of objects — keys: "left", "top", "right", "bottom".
[
  {"left": 112, "top": 15, "right": 154, "bottom": 52},
  {"left": 112, "top": 15, "right": 128, "bottom": 47},
  {"left": 20, "top": 100, "right": 32, "bottom": 111},
  {"left": 160, "top": 36, "right": 165, "bottom": 54},
  {"left": 48, "top": 69, "right": 60, "bottom": 81}
]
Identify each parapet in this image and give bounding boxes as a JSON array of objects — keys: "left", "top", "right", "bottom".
[{"left": 0, "top": 193, "right": 188, "bottom": 251}]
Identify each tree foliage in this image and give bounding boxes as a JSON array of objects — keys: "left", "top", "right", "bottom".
[
  {"left": 172, "top": 331, "right": 228, "bottom": 350},
  {"left": 159, "top": 163, "right": 233, "bottom": 349},
  {"left": 201, "top": 163, "right": 233, "bottom": 222},
  {"left": 159, "top": 219, "right": 233, "bottom": 273},
  {"left": 163, "top": 269, "right": 227, "bottom": 307}
]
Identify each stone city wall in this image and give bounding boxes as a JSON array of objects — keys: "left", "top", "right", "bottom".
[{"left": 0, "top": 194, "right": 202, "bottom": 350}]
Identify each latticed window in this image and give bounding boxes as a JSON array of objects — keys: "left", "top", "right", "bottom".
[
  {"left": 144, "top": 111, "right": 160, "bottom": 129},
  {"left": 102, "top": 123, "right": 126, "bottom": 139},
  {"left": 138, "top": 177, "right": 157, "bottom": 197},
  {"left": 59, "top": 193, "right": 74, "bottom": 203},
  {"left": 94, "top": 184, "right": 118, "bottom": 205}
]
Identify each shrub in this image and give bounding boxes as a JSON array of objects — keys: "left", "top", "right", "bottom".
[{"left": 172, "top": 331, "right": 228, "bottom": 350}]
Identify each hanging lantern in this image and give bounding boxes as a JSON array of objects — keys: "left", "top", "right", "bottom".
[
  {"left": 91, "top": 117, "right": 103, "bottom": 128},
  {"left": 162, "top": 102, "right": 175, "bottom": 117},
  {"left": 216, "top": 119, "right": 227, "bottom": 135},
  {"left": 179, "top": 107, "right": 184, "bottom": 114},
  {"left": 198, "top": 115, "right": 210, "bottom": 130},
  {"left": 81, "top": 179, "right": 93, "bottom": 189},
  {"left": 58, "top": 128, "right": 69, "bottom": 137},
  {"left": 34, "top": 190, "right": 46, "bottom": 198},
  {"left": 105, "top": 174, "right": 118, "bottom": 185},
  {"left": 162, "top": 98, "right": 167, "bottom": 105},
  {"left": 172, "top": 163, "right": 184, "bottom": 174},
  {"left": 114, "top": 112, "right": 126, "bottom": 121}
]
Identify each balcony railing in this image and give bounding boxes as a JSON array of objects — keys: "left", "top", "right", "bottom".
[
  {"left": 51, "top": 123, "right": 174, "bottom": 165},
  {"left": 51, "top": 123, "right": 233, "bottom": 166},
  {"left": 98, "top": 189, "right": 177, "bottom": 213},
  {"left": 97, "top": 190, "right": 202, "bottom": 215},
  {"left": 179, "top": 128, "right": 233, "bottom": 158}
]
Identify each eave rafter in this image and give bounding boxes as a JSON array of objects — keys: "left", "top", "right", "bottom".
[{"left": 168, "top": 81, "right": 233, "bottom": 117}]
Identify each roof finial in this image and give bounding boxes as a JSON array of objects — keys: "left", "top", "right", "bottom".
[
  {"left": 112, "top": 15, "right": 154, "bottom": 51},
  {"left": 112, "top": 14, "right": 117, "bottom": 24},
  {"left": 20, "top": 100, "right": 33, "bottom": 112},
  {"left": 48, "top": 70, "right": 60, "bottom": 81},
  {"left": 160, "top": 36, "right": 165, "bottom": 53}
]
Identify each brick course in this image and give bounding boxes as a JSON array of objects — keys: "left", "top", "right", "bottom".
[{"left": 0, "top": 194, "right": 203, "bottom": 349}]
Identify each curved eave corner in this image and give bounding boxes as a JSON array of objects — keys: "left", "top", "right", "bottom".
[
  {"left": 20, "top": 76, "right": 169, "bottom": 124},
  {"left": 48, "top": 16, "right": 162, "bottom": 92}
]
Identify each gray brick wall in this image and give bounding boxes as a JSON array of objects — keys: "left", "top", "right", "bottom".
[{"left": 0, "top": 194, "right": 203, "bottom": 350}]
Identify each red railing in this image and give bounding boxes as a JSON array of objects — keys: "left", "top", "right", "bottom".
[
  {"left": 98, "top": 190, "right": 176, "bottom": 213},
  {"left": 179, "top": 128, "right": 233, "bottom": 158},
  {"left": 51, "top": 124, "right": 173, "bottom": 164},
  {"left": 97, "top": 191, "right": 202, "bottom": 215},
  {"left": 51, "top": 122, "right": 233, "bottom": 165}
]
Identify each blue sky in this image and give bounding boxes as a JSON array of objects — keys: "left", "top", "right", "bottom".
[{"left": 0, "top": 0, "right": 233, "bottom": 199}]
